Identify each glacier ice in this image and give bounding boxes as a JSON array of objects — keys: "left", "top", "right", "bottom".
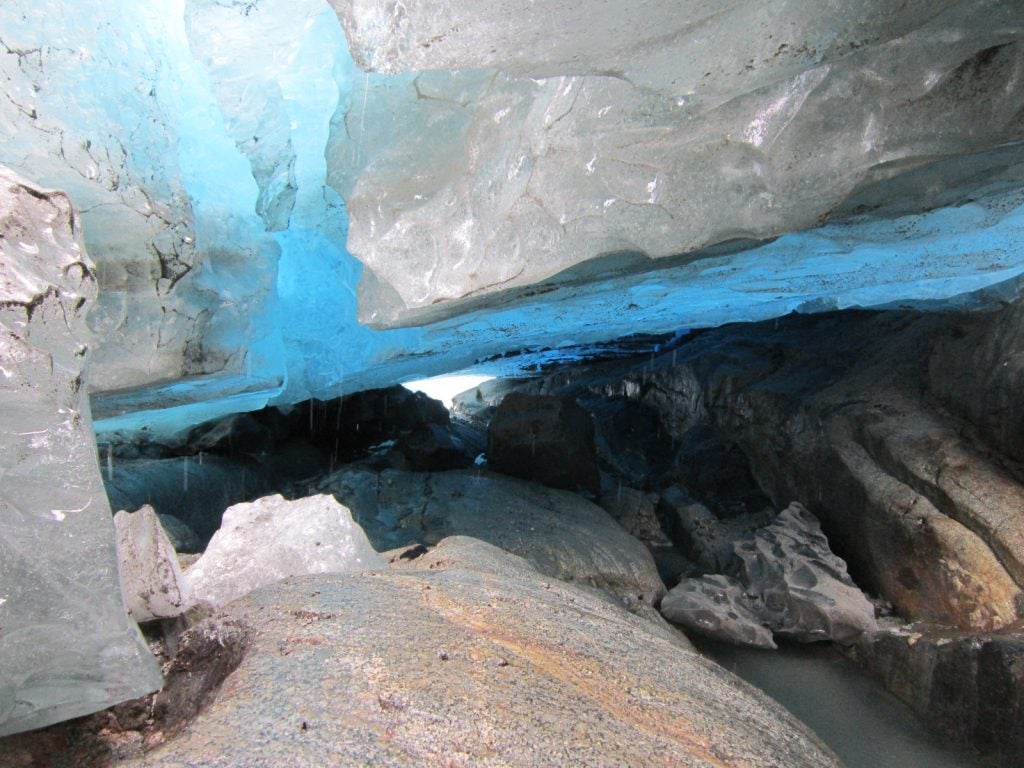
[
  {"left": 0, "top": 0, "right": 1022, "bottom": 437},
  {"left": 330, "top": 0, "right": 1024, "bottom": 325},
  {"left": 0, "top": 167, "right": 161, "bottom": 737}
]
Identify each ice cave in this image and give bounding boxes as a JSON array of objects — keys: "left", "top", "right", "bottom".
[{"left": 2, "top": 1, "right": 1024, "bottom": 765}]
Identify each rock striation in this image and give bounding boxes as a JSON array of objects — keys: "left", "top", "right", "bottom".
[
  {"left": 129, "top": 547, "right": 842, "bottom": 768},
  {"left": 550, "top": 306, "right": 1024, "bottom": 632}
]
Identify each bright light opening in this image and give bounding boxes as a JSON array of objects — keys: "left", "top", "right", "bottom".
[{"left": 402, "top": 374, "right": 495, "bottom": 409}]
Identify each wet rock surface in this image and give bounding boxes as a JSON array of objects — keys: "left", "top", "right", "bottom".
[{"left": 848, "top": 621, "right": 1024, "bottom": 767}]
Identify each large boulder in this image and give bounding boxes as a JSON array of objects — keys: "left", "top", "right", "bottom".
[
  {"left": 487, "top": 392, "right": 600, "bottom": 495},
  {"left": 735, "top": 503, "right": 877, "bottom": 644},
  {"left": 0, "top": 168, "right": 161, "bottom": 737},
  {"left": 182, "top": 494, "right": 386, "bottom": 608},
  {"left": 129, "top": 555, "right": 842, "bottom": 767},
  {"left": 320, "top": 468, "right": 665, "bottom": 605}
]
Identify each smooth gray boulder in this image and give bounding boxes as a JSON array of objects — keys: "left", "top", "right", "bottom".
[
  {"left": 129, "top": 561, "right": 842, "bottom": 767},
  {"left": 0, "top": 168, "right": 161, "bottom": 737},
  {"left": 321, "top": 468, "right": 666, "bottom": 604},
  {"left": 114, "top": 506, "right": 186, "bottom": 622},
  {"left": 737, "top": 503, "right": 877, "bottom": 644},
  {"left": 661, "top": 575, "right": 777, "bottom": 650},
  {"left": 182, "top": 494, "right": 385, "bottom": 608}
]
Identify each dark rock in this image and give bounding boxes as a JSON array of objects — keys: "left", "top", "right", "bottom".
[
  {"left": 657, "top": 486, "right": 772, "bottom": 574},
  {"left": 647, "top": 544, "right": 701, "bottom": 590},
  {"left": 262, "top": 385, "right": 450, "bottom": 466},
  {"left": 583, "top": 395, "right": 673, "bottom": 486},
  {"left": 185, "top": 413, "right": 280, "bottom": 455},
  {"left": 665, "top": 423, "right": 773, "bottom": 517},
  {"left": 156, "top": 514, "right": 202, "bottom": 554},
  {"left": 130, "top": 565, "right": 841, "bottom": 768},
  {"left": 849, "top": 621, "right": 1024, "bottom": 766},
  {"left": 597, "top": 485, "right": 669, "bottom": 546},
  {"left": 487, "top": 392, "right": 600, "bottom": 495},
  {"left": 104, "top": 454, "right": 275, "bottom": 542},
  {"left": 394, "top": 422, "right": 473, "bottom": 471}
]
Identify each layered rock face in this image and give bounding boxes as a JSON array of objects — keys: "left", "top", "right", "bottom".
[
  {"left": 0, "top": 168, "right": 161, "bottom": 736},
  {"left": 504, "top": 296, "right": 1024, "bottom": 763},
  {"left": 562, "top": 305, "right": 1024, "bottom": 632}
]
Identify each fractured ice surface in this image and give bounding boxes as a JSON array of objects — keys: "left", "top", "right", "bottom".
[
  {"left": 329, "top": 0, "right": 1024, "bottom": 324},
  {"left": 2, "top": 0, "right": 1024, "bottom": 438},
  {"left": 0, "top": 168, "right": 161, "bottom": 737}
]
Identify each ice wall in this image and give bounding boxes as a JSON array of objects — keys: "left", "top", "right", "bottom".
[
  {"left": 0, "top": 0, "right": 284, "bottom": 390},
  {"left": 3, "top": 0, "right": 1024, "bottom": 439},
  {"left": 0, "top": 168, "right": 161, "bottom": 737},
  {"left": 328, "top": 0, "right": 1024, "bottom": 326}
]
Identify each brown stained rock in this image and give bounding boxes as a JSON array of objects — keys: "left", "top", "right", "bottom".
[
  {"left": 127, "top": 565, "right": 842, "bottom": 768},
  {"left": 849, "top": 621, "right": 1024, "bottom": 766},
  {"left": 627, "top": 308, "right": 1024, "bottom": 631},
  {"left": 487, "top": 392, "right": 600, "bottom": 495}
]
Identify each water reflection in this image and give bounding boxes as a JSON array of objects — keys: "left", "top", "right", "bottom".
[{"left": 694, "top": 638, "right": 985, "bottom": 768}]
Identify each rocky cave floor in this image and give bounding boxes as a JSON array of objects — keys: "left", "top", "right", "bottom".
[{"left": 5, "top": 305, "right": 1024, "bottom": 767}]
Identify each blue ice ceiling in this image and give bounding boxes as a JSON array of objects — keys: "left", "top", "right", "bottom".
[{"left": 2, "top": 0, "right": 1024, "bottom": 439}]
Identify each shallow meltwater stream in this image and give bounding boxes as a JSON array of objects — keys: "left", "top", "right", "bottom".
[{"left": 694, "top": 638, "right": 986, "bottom": 768}]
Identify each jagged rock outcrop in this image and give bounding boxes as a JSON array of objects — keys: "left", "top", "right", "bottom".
[
  {"left": 0, "top": 168, "right": 161, "bottom": 737},
  {"left": 659, "top": 503, "right": 876, "bottom": 648},
  {"left": 595, "top": 306, "right": 1024, "bottom": 632},
  {"left": 319, "top": 467, "right": 665, "bottom": 605},
  {"left": 128, "top": 550, "right": 842, "bottom": 767},
  {"left": 736, "top": 503, "right": 877, "bottom": 644}
]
